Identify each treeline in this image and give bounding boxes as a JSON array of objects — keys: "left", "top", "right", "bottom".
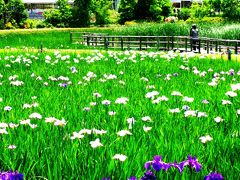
[{"left": 0, "top": 0, "right": 239, "bottom": 29}]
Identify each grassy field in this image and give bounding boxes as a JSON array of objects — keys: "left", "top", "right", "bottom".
[
  {"left": 0, "top": 22, "right": 239, "bottom": 50},
  {"left": 0, "top": 50, "right": 239, "bottom": 179}
]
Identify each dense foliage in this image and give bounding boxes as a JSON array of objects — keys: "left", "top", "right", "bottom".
[
  {"left": 91, "top": 0, "right": 112, "bottom": 26},
  {"left": 44, "top": 0, "right": 72, "bottom": 27},
  {"left": 118, "top": 0, "right": 136, "bottom": 24},
  {"left": 0, "top": 0, "right": 28, "bottom": 28},
  {"left": 0, "top": 0, "right": 240, "bottom": 29}
]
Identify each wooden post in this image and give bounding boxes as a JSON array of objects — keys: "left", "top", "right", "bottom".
[
  {"left": 207, "top": 39, "right": 209, "bottom": 54},
  {"left": 171, "top": 36, "right": 174, "bottom": 50},
  {"left": 167, "top": 36, "right": 170, "bottom": 51},
  {"left": 146, "top": 37, "right": 148, "bottom": 49},
  {"left": 235, "top": 41, "right": 238, "bottom": 54},
  {"left": 40, "top": 43, "right": 43, "bottom": 53},
  {"left": 185, "top": 37, "right": 187, "bottom": 52},
  {"left": 198, "top": 39, "right": 201, "bottom": 53},
  {"left": 227, "top": 48, "right": 231, "bottom": 60},
  {"left": 139, "top": 36, "right": 142, "bottom": 51},
  {"left": 157, "top": 37, "right": 160, "bottom": 50},
  {"left": 104, "top": 36, "right": 108, "bottom": 50},
  {"left": 87, "top": 36, "right": 90, "bottom": 46},
  {"left": 215, "top": 40, "right": 218, "bottom": 52},
  {"left": 121, "top": 37, "right": 123, "bottom": 50}
]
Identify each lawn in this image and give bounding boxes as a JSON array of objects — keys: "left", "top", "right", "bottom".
[
  {"left": 0, "top": 22, "right": 239, "bottom": 50},
  {"left": 0, "top": 50, "right": 239, "bottom": 179}
]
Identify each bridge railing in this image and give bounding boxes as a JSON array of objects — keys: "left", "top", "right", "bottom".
[{"left": 70, "top": 32, "right": 240, "bottom": 54}]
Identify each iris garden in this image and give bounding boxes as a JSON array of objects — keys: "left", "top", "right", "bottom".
[{"left": 0, "top": 50, "right": 239, "bottom": 179}]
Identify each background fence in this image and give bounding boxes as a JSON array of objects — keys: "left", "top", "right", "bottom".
[{"left": 70, "top": 32, "right": 240, "bottom": 54}]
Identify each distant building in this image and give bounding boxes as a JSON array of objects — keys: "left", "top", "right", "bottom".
[{"left": 22, "top": 0, "right": 73, "bottom": 19}]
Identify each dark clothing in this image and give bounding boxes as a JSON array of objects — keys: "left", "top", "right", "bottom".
[
  {"left": 190, "top": 28, "right": 199, "bottom": 51},
  {"left": 190, "top": 28, "right": 198, "bottom": 38}
]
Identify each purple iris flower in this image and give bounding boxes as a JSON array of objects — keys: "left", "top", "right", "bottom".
[
  {"left": 71, "top": 66, "right": 76, "bottom": 71},
  {"left": 60, "top": 83, "right": 68, "bottom": 88},
  {"left": 128, "top": 176, "right": 137, "bottom": 180},
  {"left": 102, "top": 178, "right": 110, "bottom": 180},
  {"left": 144, "top": 161, "right": 151, "bottom": 170},
  {"left": 173, "top": 73, "right": 179, "bottom": 77},
  {"left": 141, "top": 171, "right": 156, "bottom": 180},
  {"left": 170, "top": 161, "right": 183, "bottom": 174},
  {"left": 152, "top": 155, "right": 163, "bottom": 171},
  {"left": 229, "top": 71, "right": 234, "bottom": 76},
  {"left": 162, "top": 163, "right": 172, "bottom": 171},
  {"left": 182, "top": 105, "right": 190, "bottom": 111},
  {"left": 0, "top": 170, "right": 23, "bottom": 180},
  {"left": 145, "top": 155, "right": 172, "bottom": 172},
  {"left": 179, "top": 155, "right": 202, "bottom": 173},
  {"left": 204, "top": 172, "right": 224, "bottom": 180}
]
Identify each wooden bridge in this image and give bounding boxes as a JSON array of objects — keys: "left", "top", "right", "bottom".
[{"left": 70, "top": 32, "right": 240, "bottom": 54}]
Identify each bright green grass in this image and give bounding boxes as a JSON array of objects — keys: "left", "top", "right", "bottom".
[
  {"left": 0, "top": 22, "right": 239, "bottom": 50},
  {"left": 0, "top": 50, "right": 239, "bottom": 179}
]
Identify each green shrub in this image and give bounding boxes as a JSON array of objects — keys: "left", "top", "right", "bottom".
[
  {"left": 124, "top": 21, "right": 137, "bottom": 26},
  {"left": 36, "top": 21, "right": 50, "bottom": 28},
  {"left": 56, "top": 23, "right": 65, "bottom": 28},
  {"left": 44, "top": 9, "right": 61, "bottom": 27},
  {"left": 118, "top": 0, "right": 136, "bottom": 24},
  {"left": 8, "top": 0, "right": 28, "bottom": 26},
  {"left": 177, "top": 8, "right": 191, "bottom": 21},
  {"left": 4, "top": 22, "right": 14, "bottom": 29},
  {"left": 24, "top": 19, "right": 41, "bottom": 29},
  {"left": 185, "top": 17, "right": 199, "bottom": 24},
  {"left": 0, "top": 19, "right": 4, "bottom": 29},
  {"left": 108, "top": 10, "right": 119, "bottom": 24},
  {"left": 200, "top": 17, "right": 224, "bottom": 23}
]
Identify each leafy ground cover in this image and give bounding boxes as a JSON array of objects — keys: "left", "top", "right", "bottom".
[{"left": 0, "top": 50, "right": 239, "bottom": 179}]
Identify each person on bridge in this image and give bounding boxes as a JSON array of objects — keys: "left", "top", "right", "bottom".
[{"left": 190, "top": 24, "right": 199, "bottom": 51}]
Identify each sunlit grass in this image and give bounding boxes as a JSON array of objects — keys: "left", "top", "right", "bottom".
[
  {"left": 0, "top": 22, "right": 239, "bottom": 50},
  {"left": 0, "top": 50, "right": 239, "bottom": 179}
]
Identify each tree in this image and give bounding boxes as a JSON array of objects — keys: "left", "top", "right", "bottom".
[
  {"left": 209, "top": 0, "right": 221, "bottom": 13},
  {"left": 8, "top": 0, "right": 28, "bottom": 26},
  {"left": 118, "top": 0, "right": 136, "bottom": 24},
  {"left": 0, "top": 0, "right": 5, "bottom": 28},
  {"left": 44, "top": 0, "right": 72, "bottom": 27},
  {"left": 0, "top": 0, "right": 8, "bottom": 25},
  {"left": 150, "top": 0, "right": 172, "bottom": 21},
  {"left": 159, "top": 0, "right": 172, "bottom": 20},
  {"left": 0, "top": 0, "right": 4, "bottom": 16},
  {"left": 135, "top": 0, "right": 172, "bottom": 21},
  {"left": 135, "top": 0, "right": 153, "bottom": 20},
  {"left": 57, "top": 0, "right": 72, "bottom": 26},
  {"left": 72, "top": 0, "right": 92, "bottom": 27},
  {"left": 221, "top": 0, "right": 240, "bottom": 20},
  {"left": 44, "top": 9, "right": 61, "bottom": 27},
  {"left": 91, "top": 0, "right": 112, "bottom": 26}
]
